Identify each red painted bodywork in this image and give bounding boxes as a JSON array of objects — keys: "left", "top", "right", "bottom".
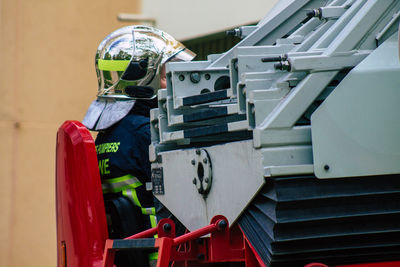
[
  {"left": 56, "top": 120, "right": 108, "bottom": 267},
  {"left": 101, "top": 214, "right": 400, "bottom": 267},
  {"left": 102, "top": 215, "right": 258, "bottom": 267},
  {"left": 336, "top": 262, "right": 400, "bottom": 267},
  {"left": 56, "top": 120, "right": 400, "bottom": 267}
]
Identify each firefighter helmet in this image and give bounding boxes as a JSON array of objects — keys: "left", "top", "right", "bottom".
[{"left": 83, "top": 25, "right": 195, "bottom": 131}]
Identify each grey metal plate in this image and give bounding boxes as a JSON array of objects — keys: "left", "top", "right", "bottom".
[
  {"left": 311, "top": 33, "right": 400, "bottom": 178},
  {"left": 155, "top": 140, "right": 264, "bottom": 231}
]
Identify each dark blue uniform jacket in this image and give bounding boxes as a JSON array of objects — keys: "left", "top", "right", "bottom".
[{"left": 95, "top": 100, "right": 156, "bottom": 208}]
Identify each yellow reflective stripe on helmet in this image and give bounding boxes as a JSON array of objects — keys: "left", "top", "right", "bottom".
[
  {"left": 102, "top": 174, "right": 142, "bottom": 193},
  {"left": 98, "top": 59, "right": 130, "bottom": 71},
  {"left": 123, "top": 188, "right": 142, "bottom": 207},
  {"left": 148, "top": 252, "right": 158, "bottom": 261}
]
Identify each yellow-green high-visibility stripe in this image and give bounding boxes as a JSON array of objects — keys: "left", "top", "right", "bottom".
[
  {"left": 148, "top": 206, "right": 159, "bottom": 259},
  {"left": 149, "top": 214, "right": 157, "bottom": 228},
  {"left": 141, "top": 207, "right": 156, "bottom": 215},
  {"left": 149, "top": 214, "right": 158, "bottom": 238},
  {"left": 98, "top": 59, "right": 130, "bottom": 71},
  {"left": 102, "top": 174, "right": 142, "bottom": 193},
  {"left": 123, "top": 188, "right": 141, "bottom": 207},
  {"left": 148, "top": 252, "right": 158, "bottom": 261}
]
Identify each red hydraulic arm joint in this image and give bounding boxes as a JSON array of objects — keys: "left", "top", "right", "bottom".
[
  {"left": 101, "top": 214, "right": 400, "bottom": 267},
  {"left": 102, "top": 215, "right": 247, "bottom": 267}
]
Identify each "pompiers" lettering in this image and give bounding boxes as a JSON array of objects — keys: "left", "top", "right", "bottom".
[{"left": 96, "top": 142, "right": 120, "bottom": 154}]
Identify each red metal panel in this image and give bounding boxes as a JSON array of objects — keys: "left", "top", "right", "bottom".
[
  {"left": 208, "top": 216, "right": 244, "bottom": 262},
  {"left": 335, "top": 262, "right": 400, "bottom": 267},
  {"left": 56, "top": 120, "right": 108, "bottom": 267},
  {"left": 243, "top": 234, "right": 267, "bottom": 267},
  {"left": 305, "top": 261, "right": 400, "bottom": 267}
]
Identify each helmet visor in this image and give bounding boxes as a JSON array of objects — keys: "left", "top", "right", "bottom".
[{"left": 167, "top": 48, "right": 196, "bottom": 63}]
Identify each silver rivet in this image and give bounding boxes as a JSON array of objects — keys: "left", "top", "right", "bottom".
[{"left": 190, "top": 72, "right": 201, "bottom": 83}]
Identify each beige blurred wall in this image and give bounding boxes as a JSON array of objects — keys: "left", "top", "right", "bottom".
[
  {"left": 142, "top": 0, "right": 279, "bottom": 40},
  {"left": 0, "top": 0, "right": 140, "bottom": 266}
]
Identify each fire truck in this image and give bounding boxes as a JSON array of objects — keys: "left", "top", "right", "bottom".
[{"left": 56, "top": 0, "right": 400, "bottom": 266}]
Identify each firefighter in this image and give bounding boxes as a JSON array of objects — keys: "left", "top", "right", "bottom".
[{"left": 82, "top": 25, "right": 195, "bottom": 267}]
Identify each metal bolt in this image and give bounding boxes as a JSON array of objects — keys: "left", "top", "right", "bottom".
[
  {"left": 163, "top": 223, "right": 171, "bottom": 232},
  {"left": 226, "top": 29, "right": 236, "bottom": 36},
  {"left": 195, "top": 149, "right": 201, "bottom": 155},
  {"left": 274, "top": 62, "right": 283, "bottom": 70},
  {"left": 306, "top": 10, "right": 316, "bottom": 18},
  {"left": 193, "top": 178, "right": 197, "bottom": 184},
  {"left": 306, "top": 8, "right": 321, "bottom": 19},
  {"left": 226, "top": 28, "right": 241, "bottom": 37},
  {"left": 203, "top": 158, "right": 208, "bottom": 164},
  {"left": 204, "top": 73, "right": 211, "bottom": 80},
  {"left": 275, "top": 61, "right": 291, "bottom": 71},
  {"left": 190, "top": 72, "right": 201, "bottom": 83},
  {"left": 218, "top": 220, "right": 227, "bottom": 230},
  {"left": 200, "top": 88, "right": 211, "bottom": 94},
  {"left": 191, "top": 159, "right": 196, "bottom": 165},
  {"left": 282, "top": 61, "right": 291, "bottom": 71},
  {"left": 205, "top": 178, "right": 209, "bottom": 183},
  {"left": 178, "top": 74, "right": 185, "bottom": 81},
  {"left": 324, "top": 165, "right": 330, "bottom": 171},
  {"left": 261, "top": 56, "right": 282, "bottom": 63}
]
